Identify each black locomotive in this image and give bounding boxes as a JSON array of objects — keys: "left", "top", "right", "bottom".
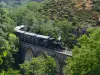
[{"left": 14, "top": 25, "right": 62, "bottom": 50}]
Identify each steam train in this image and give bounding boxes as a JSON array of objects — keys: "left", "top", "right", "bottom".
[{"left": 14, "top": 25, "right": 62, "bottom": 50}]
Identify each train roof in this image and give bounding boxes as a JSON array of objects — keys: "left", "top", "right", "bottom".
[
  {"left": 24, "top": 32, "right": 36, "bottom": 36},
  {"left": 16, "top": 30, "right": 25, "bottom": 33},
  {"left": 24, "top": 32, "right": 54, "bottom": 39},
  {"left": 24, "top": 32, "right": 52, "bottom": 39},
  {"left": 15, "top": 25, "right": 55, "bottom": 40},
  {"left": 36, "top": 34, "right": 50, "bottom": 39},
  {"left": 15, "top": 25, "right": 25, "bottom": 30}
]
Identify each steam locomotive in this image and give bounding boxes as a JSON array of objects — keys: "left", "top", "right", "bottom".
[{"left": 14, "top": 25, "right": 62, "bottom": 50}]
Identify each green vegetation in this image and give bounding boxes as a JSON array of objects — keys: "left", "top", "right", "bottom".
[
  {"left": 0, "top": 69, "right": 21, "bottom": 75},
  {"left": 63, "top": 27, "right": 100, "bottom": 75},
  {"left": 0, "top": 0, "right": 100, "bottom": 75},
  {"left": 93, "top": 0, "right": 100, "bottom": 12},
  {"left": 20, "top": 53, "right": 57, "bottom": 75}
]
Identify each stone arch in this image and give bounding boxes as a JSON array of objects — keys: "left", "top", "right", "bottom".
[{"left": 24, "top": 47, "right": 34, "bottom": 61}]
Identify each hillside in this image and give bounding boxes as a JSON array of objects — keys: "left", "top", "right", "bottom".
[{"left": 0, "top": 0, "right": 100, "bottom": 75}]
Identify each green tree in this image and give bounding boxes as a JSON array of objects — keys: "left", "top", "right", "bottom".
[
  {"left": 93, "top": 0, "right": 100, "bottom": 12},
  {"left": 0, "top": 33, "right": 18, "bottom": 71},
  {"left": 20, "top": 53, "right": 57, "bottom": 75},
  {"left": 0, "top": 68, "right": 21, "bottom": 75},
  {"left": 63, "top": 27, "right": 100, "bottom": 75},
  {"left": 54, "top": 20, "right": 73, "bottom": 46},
  {"left": 10, "top": 1, "right": 44, "bottom": 26},
  {"left": 42, "top": 0, "right": 74, "bottom": 20},
  {"left": 0, "top": 5, "right": 20, "bottom": 74}
]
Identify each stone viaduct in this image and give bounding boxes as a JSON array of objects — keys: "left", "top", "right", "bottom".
[{"left": 15, "top": 25, "right": 72, "bottom": 74}]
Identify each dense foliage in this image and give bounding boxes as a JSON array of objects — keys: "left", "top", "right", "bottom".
[
  {"left": 0, "top": 0, "right": 100, "bottom": 75},
  {"left": 20, "top": 53, "right": 57, "bottom": 75},
  {"left": 0, "top": 5, "right": 20, "bottom": 74},
  {"left": 0, "top": 69, "right": 21, "bottom": 75},
  {"left": 63, "top": 27, "right": 100, "bottom": 75}
]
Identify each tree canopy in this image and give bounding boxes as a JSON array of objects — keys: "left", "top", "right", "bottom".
[
  {"left": 63, "top": 27, "right": 100, "bottom": 75},
  {"left": 20, "top": 53, "right": 57, "bottom": 75}
]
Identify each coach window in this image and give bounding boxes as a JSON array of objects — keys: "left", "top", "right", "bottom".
[
  {"left": 27, "top": 35, "right": 29, "bottom": 42},
  {"left": 31, "top": 36, "right": 35, "bottom": 44},
  {"left": 20, "top": 34, "right": 23, "bottom": 41},
  {"left": 24, "top": 35, "right": 27, "bottom": 42},
  {"left": 39, "top": 38, "right": 44, "bottom": 46},
  {"left": 34, "top": 38, "right": 39, "bottom": 45},
  {"left": 43, "top": 39, "right": 48, "bottom": 47}
]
